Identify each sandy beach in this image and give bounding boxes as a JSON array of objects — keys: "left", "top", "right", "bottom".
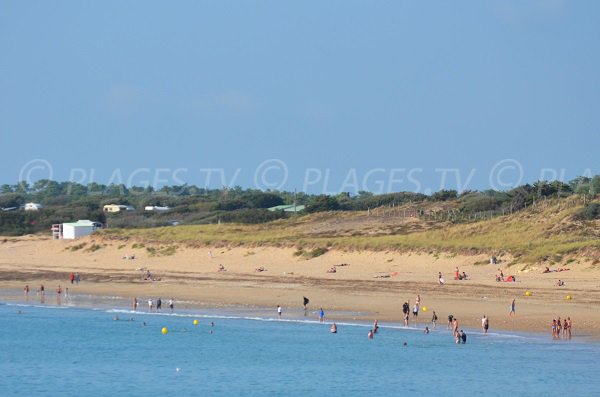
[{"left": 1, "top": 235, "right": 599, "bottom": 338}]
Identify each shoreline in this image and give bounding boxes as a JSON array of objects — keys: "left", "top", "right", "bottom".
[
  {"left": 2, "top": 290, "right": 592, "bottom": 344},
  {"left": 1, "top": 235, "right": 599, "bottom": 340},
  {"left": 1, "top": 281, "right": 597, "bottom": 343},
  {"left": 0, "top": 290, "right": 600, "bottom": 344}
]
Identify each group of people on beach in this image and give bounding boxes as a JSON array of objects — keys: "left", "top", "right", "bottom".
[
  {"left": 68, "top": 272, "right": 81, "bottom": 284},
  {"left": 495, "top": 269, "right": 516, "bottom": 282},
  {"left": 552, "top": 317, "right": 573, "bottom": 339},
  {"left": 454, "top": 267, "right": 469, "bottom": 281},
  {"left": 276, "top": 302, "right": 325, "bottom": 323},
  {"left": 401, "top": 295, "right": 422, "bottom": 326},
  {"left": 23, "top": 283, "right": 70, "bottom": 303},
  {"left": 132, "top": 297, "right": 174, "bottom": 313}
]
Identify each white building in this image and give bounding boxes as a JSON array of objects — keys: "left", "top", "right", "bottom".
[
  {"left": 144, "top": 205, "right": 171, "bottom": 212},
  {"left": 103, "top": 204, "right": 135, "bottom": 213},
  {"left": 52, "top": 220, "right": 102, "bottom": 240},
  {"left": 24, "top": 202, "right": 43, "bottom": 211}
]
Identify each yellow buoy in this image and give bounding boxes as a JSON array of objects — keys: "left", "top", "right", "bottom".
[
  {"left": 193, "top": 319, "right": 199, "bottom": 326},
  {"left": 566, "top": 295, "right": 572, "bottom": 300},
  {"left": 422, "top": 306, "right": 427, "bottom": 312},
  {"left": 162, "top": 327, "right": 168, "bottom": 334},
  {"left": 525, "top": 291, "right": 532, "bottom": 297}
]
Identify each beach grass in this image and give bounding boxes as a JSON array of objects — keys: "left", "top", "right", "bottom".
[{"left": 98, "top": 199, "right": 600, "bottom": 263}]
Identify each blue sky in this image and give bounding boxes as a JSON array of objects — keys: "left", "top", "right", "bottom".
[{"left": 1, "top": 0, "right": 598, "bottom": 194}]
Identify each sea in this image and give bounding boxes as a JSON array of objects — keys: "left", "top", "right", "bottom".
[{"left": 1, "top": 293, "right": 599, "bottom": 397}]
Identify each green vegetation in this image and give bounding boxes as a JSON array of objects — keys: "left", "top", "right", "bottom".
[
  {"left": 68, "top": 242, "right": 87, "bottom": 251},
  {"left": 577, "top": 203, "right": 600, "bottom": 220},
  {"left": 293, "top": 247, "right": 329, "bottom": 259},
  {"left": 86, "top": 244, "right": 102, "bottom": 252},
  {"left": 99, "top": 198, "right": 600, "bottom": 264},
  {"left": 146, "top": 245, "right": 178, "bottom": 257}
]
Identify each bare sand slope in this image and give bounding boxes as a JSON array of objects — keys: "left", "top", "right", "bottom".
[{"left": 1, "top": 235, "right": 599, "bottom": 338}]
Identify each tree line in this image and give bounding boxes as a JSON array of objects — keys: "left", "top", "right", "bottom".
[{"left": 0, "top": 176, "right": 599, "bottom": 235}]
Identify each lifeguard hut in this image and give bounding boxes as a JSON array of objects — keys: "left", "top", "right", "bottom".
[{"left": 52, "top": 220, "right": 103, "bottom": 240}]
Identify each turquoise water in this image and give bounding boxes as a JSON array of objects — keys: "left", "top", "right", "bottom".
[{"left": 1, "top": 301, "right": 599, "bottom": 397}]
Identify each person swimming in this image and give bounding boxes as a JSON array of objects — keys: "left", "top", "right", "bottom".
[{"left": 330, "top": 323, "right": 337, "bottom": 333}]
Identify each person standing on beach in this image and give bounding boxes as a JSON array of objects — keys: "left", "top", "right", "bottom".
[
  {"left": 567, "top": 317, "right": 572, "bottom": 339},
  {"left": 156, "top": 297, "right": 162, "bottom": 312},
  {"left": 432, "top": 311, "right": 438, "bottom": 328},
  {"left": 40, "top": 285, "right": 45, "bottom": 296},
  {"left": 563, "top": 318, "right": 568, "bottom": 338},
  {"left": 453, "top": 318, "right": 459, "bottom": 338},
  {"left": 402, "top": 301, "right": 410, "bottom": 326},
  {"left": 412, "top": 303, "right": 419, "bottom": 319},
  {"left": 509, "top": 299, "right": 516, "bottom": 316},
  {"left": 24, "top": 285, "right": 29, "bottom": 296},
  {"left": 277, "top": 304, "right": 282, "bottom": 319},
  {"left": 319, "top": 308, "right": 325, "bottom": 323},
  {"left": 447, "top": 314, "right": 453, "bottom": 330},
  {"left": 133, "top": 297, "right": 138, "bottom": 311},
  {"left": 69, "top": 273, "right": 75, "bottom": 284},
  {"left": 482, "top": 315, "right": 489, "bottom": 334},
  {"left": 148, "top": 298, "right": 153, "bottom": 312},
  {"left": 438, "top": 272, "right": 445, "bottom": 285},
  {"left": 169, "top": 298, "right": 174, "bottom": 313}
]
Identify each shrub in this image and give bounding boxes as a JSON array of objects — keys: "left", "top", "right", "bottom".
[
  {"left": 577, "top": 203, "right": 600, "bottom": 220},
  {"left": 306, "top": 195, "right": 340, "bottom": 213}
]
